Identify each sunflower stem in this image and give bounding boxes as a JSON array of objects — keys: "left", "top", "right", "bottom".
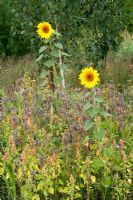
[
  {"left": 56, "top": 26, "right": 65, "bottom": 90},
  {"left": 93, "top": 88, "right": 96, "bottom": 108}
]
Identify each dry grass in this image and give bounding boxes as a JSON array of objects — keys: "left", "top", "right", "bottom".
[
  {"left": 0, "top": 55, "right": 38, "bottom": 90},
  {"left": 100, "top": 55, "right": 133, "bottom": 90}
]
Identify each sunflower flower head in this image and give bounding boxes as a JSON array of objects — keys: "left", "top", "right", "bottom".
[
  {"left": 37, "top": 22, "right": 54, "bottom": 39},
  {"left": 79, "top": 67, "right": 100, "bottom": 89}
]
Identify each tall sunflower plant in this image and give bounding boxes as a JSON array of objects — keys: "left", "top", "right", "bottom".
[
  {"left": 36, "top": 21, "right": 69, "bottom": 90},
  {"left": 79, "top": 67, "right": 112, "bottom": 142}
]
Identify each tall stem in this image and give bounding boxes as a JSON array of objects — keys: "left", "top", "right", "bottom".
[
  {"left": 56, "top": 26, "right": 65, "bottom": 89},
  {"left": 93, "top": 88, "right": 96, "bottom": 107},
  {"left": 59, "top": 48, "right": 65, "bottom": 89}
]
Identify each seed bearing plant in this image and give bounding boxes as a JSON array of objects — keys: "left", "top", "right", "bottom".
[
  {"left": 36, "top": 21, "right": 69, "bottom": 90},
  {"left": 37, "top": 22, "right": 54, "bottom": 39},
  {"left": 79, "top": 67, "right": 100, "bottom": 89}
]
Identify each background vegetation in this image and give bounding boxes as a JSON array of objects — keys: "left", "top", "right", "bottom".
[{"left": 0, "top": 0, "right": 133, "bottom": 59}]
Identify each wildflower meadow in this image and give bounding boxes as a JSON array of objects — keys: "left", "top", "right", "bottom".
[{"left": 0, "top": 1, "right": 133, "bottom": 200}]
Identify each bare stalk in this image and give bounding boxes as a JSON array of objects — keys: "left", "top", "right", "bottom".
[{"left": 56, "top": 26, "right": 65, "bottom": 89}]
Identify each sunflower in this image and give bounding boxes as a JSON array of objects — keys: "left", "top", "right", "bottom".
[
  {"left": 37, "top": 22, "right": 54, "bottom": 39},
  {"left": 79, "top": 67, "right": 100, "bottom": 89}
]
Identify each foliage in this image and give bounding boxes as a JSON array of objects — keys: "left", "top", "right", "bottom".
[
  {"left": 0, "top": 0, "right": 132, "bottom": 66},
  {"left": 78, "top": 0, "right": 127, "bottom": 66},
  {"left": 115, "top": 38, "right": 133, "bottom": 61},
  {"left": 0, "top": 0, "right": 11, "bottom": 56},
  {"left": 1, "top": 74, "right": 133, "bottom": 199},
  {"left": 125, "top": 0, "right": 133, "bottom": 33}
]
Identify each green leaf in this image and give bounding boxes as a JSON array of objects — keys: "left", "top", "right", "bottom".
[
  {"left": 60, "top": 64, "right": 68, "bottom": 70},
  {"left": 6, "top": 163, "right": 16, "bottom": 199},
  {"left": 48, "top": 187, "right": 54, "bottom": 194},
  {"left": 32, "top": 194, "right": 40, "bottom": 200},
  {"left": 40, "top": 70, "right": 50, "bottom": 78},
  {"left": 36, "top": 174, "right": 43, "bottom": 180},
  {"left": 21, "top": 185, "right": 32, "bottom": 199},
  {"left": 54, "top": 31, "right": 61, "bottom": 36},
  {"left": 92, "top": 158, "right": 104, "bottom": 173},
  {"left": 100, "top": 111, "right": 112, "bottom": 118},
  {"left": 54, "top": 76, "right": 62, "bottom": 84},
  {"left": 0, "top": 165, "right": 4, "bottom": 175},
  {"left": 93, "top": 128, "right": 106, "bottom": 140},
  {"left": 102, "top": 176, "right": 111, "bottom": 188},
  {"left": 43, "top": 190, "right": 48, "bottom": 196},
  {"left": 95, "top": 97, "right": 104, "bottom": 103},
  {"left": 58, "top": 187, "right": 65, "bottom": 193},
  {"left": 45, "top": 60, "right": 56, "bottom": 67},
  {"left": 36, "top": 54, "right": 43, "bottom": 62},
  {"left": 85, "top": 135, "right": 91, "bottom": 141},
  {"left": 44, "top": 39, "right": 49, "bottom": 44},
  {"left": 37, "top": 181, "right": 44, "bottom": 191},
  {"left": 59, "top": 179, "right": 64, "bottom": 185},
  {"left": 55, "top": 43, "right": 63, "bottom": 49},
  {"left": 50, "top": 49, "right": 59, "bottom": 57},
  {"left": 84, "top": 120, "right": 94, "bottom": 131},
  {"left": 62, "top": 52, "right": 70, "bottom": 57},
  {"left": 104, "top": 147, "right": 114, "bottom": 157},
  {"left": 39, "top": 46, "right": 47, "bottom": 54},
  {"left": 82, "top": 102, "right": 92, "bottom": 113},
  {"left": 89, "top": 109, "right": 100, "bottom": 118},
  {"left": 75, "top": 193, "right": 81, "bottom": 198}
]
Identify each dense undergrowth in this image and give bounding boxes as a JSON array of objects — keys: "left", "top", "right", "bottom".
[{"left": 0, "top": 74, "right": 133, "bottom": 200}]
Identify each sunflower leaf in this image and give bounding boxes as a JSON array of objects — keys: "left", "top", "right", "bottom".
[
  {"left": 45, "top": 60, "right": 56, "bottom": 67},
  {"left": 54, "top": 31, "right": 61, "bottom": 36},
  {"left": 39, "top": 46, "right": 47, "bottom": 54},
  {"left": 36, "top": 54, "right": 43, "bottom": 62},
  {"left": 40, "top": 70, "right": 50, "bottom": 78},
  {"left": 50, "top": 49, "right": 59, "bottom": 57},
  {"left": 55, "top": 43, "right": 63, "bottom": 49},
  {"left": 62, "top": 52, "right": 70, "bottom": 57},
  {"left": 60, "top": 64, "right": 68, "bottom": 70}
]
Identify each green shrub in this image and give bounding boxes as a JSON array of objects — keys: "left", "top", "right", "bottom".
[
  {"left": 0, "top": 0, "right": 11, "bottom": 56},
  {"left": 115, "top": 38, "right": 133, "bottom": 61}
]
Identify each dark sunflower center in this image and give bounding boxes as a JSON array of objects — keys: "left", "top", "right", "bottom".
[
  {"left": 86, "top": 74, "right": 94, "bottom": 82},
  {"left": 42, "top": 26, "right": 49, "bottom": 33}
]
